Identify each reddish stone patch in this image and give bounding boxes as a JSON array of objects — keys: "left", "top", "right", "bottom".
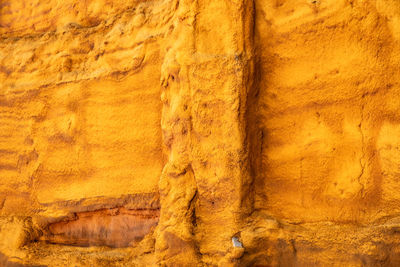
[{"left": 42, "top": 208, "right": 159, "bottom": 248}]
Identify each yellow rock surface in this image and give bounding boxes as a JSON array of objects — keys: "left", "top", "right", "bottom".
[{"left": 0, "top": 0, "right": 400, "bottom": 266}]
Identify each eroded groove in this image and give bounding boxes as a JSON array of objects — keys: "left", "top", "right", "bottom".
[{"left": 41, "top": 207, "right": 159, "bottom": 248}]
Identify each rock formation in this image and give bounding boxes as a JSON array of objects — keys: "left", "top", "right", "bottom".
[{"left": 0, "top": 0, "right": 400, "bottom": 266}]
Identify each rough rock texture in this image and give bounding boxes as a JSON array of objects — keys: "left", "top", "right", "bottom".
[{"left": 1, "top": 0, "right": 400, "bottom": 266}]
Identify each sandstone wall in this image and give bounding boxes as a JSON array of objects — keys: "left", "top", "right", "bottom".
[{"left": 0, "top": 0, "right": 400, "bottom": 266}]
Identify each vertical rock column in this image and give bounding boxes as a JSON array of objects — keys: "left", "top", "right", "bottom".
[
  {"left": 156, "top": 0, "right": 254, "bottom": 265},
  {"left": 155, "top": 1, "right": 200, "bottom": 265}
]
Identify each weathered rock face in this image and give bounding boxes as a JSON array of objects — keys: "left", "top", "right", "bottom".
[
  {"left": 254, "top": 0, "right": 400, "bottom": 225},
  {"left": 1, "top": 0, "right": 400, "bottom": 266}
]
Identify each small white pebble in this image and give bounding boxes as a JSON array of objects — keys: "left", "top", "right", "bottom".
[{"left": 232, "top": 236, "right": 243, "bottom": 248}]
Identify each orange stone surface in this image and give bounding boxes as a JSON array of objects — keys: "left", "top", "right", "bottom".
[{"left": 1, "top": 0, "right": 400, "bottom": 266}]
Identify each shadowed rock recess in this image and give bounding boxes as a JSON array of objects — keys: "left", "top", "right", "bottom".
[{"left": 0, "top": 0, "right": 400, "bottom": 266}]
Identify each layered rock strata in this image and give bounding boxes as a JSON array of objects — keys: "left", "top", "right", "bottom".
[{"left": 0, "top": 0, "right": 400, "bottom": 266}]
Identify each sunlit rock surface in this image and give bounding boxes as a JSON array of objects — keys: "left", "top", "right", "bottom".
[{"left": 1, "top": 0, "right": 400, "bottom": 266}]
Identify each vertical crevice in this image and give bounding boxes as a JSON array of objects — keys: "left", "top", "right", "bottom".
[{"left": 357, "top": 103, "right": 366, "bottom": 195}]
